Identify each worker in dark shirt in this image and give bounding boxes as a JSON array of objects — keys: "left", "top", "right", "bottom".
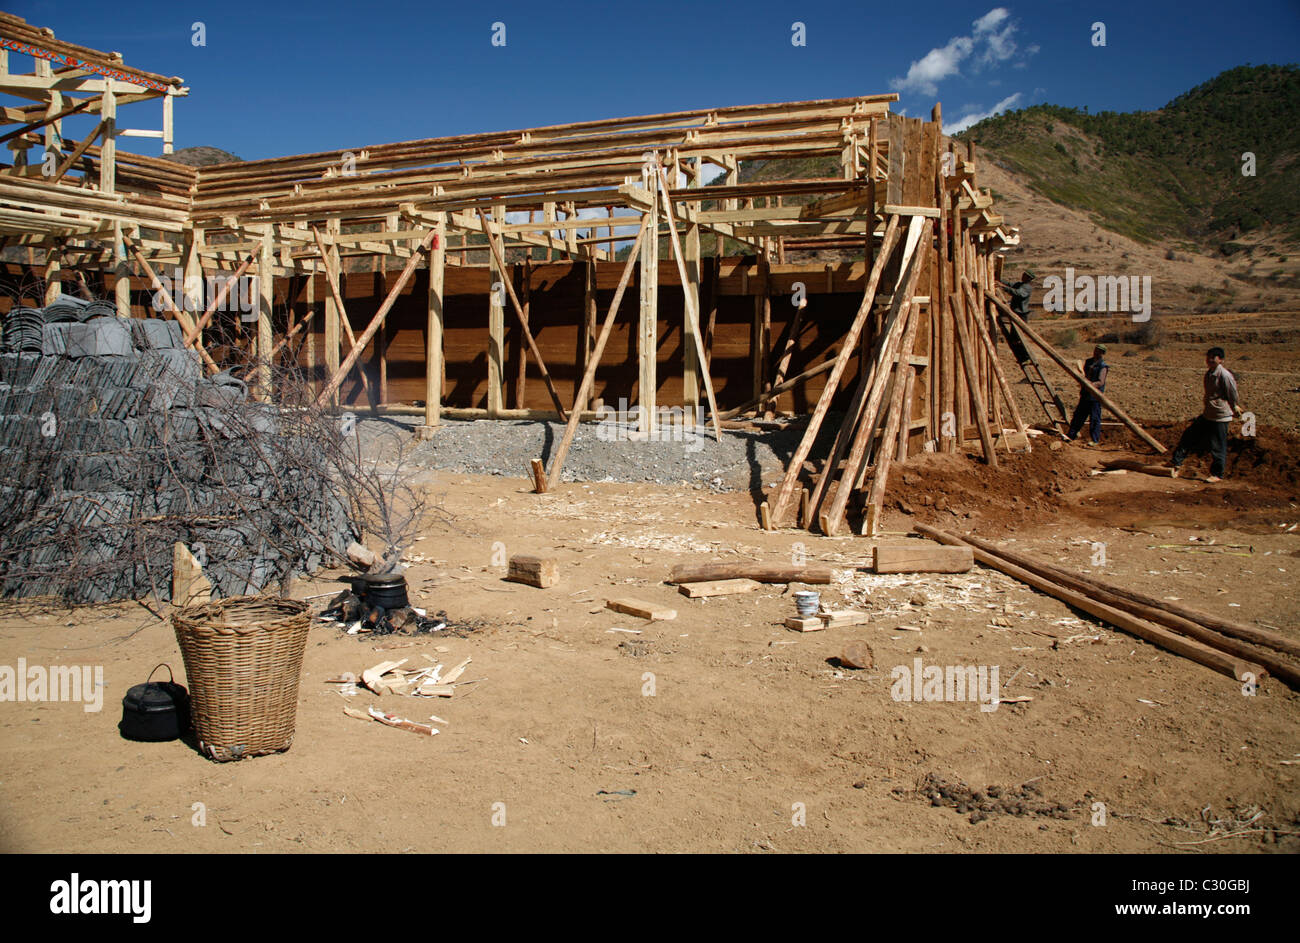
[
  {"left": 1000, "top": 271, "right": 1036, "bottom": 320},
  {"left": 1065, "top": 345, "right": 1109, "bottom": 445}
]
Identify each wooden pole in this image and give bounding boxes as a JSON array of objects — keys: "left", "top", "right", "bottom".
[
  {"left": 421, "top": 211, "right": 446, "bottom": 432},
  {"left": 542, "top": 222, "right": 649, "bottom": 491},
  {"left": 914, "top": 525, "right": 1263, "bottom": 683},
  {"left": 309, "top": 226, "right": 374, "bottom": 404},
  {"left": 954, "top": 533, "right": 1300, "bottom": 688},
  {"left": 314, "top": 227, "right": 436, "bottom": 408},
  {"left": 477, "top": 209, "right": 569, "bottom": 421},
  {"left": 961, "top": 277, "right": 1025, "bottom": 433},
  {"left": 986, "top": 291, "right": 1166, "bottom": 453},
  {"left": 654, "top": 164, "right": 723, "bottom": 440},
  {"left": 767, "top": 214, "right": 909, "bottom": 526},
  {"left": 948, "top": 289, "right": 997, "bottom": 465}
]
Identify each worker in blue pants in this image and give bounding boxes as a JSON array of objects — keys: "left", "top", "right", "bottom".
[{"left": 1064, "top": 345, "right": 1109, "bottom": 445}]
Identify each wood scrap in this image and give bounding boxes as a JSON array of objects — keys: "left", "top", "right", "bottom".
[
  {"left": 785, "top": 616, "right": 824, "bottom": 632},
  {"left": 820, "top": 610, "right": 869, "bottom": 627},
  {"left": 606, "top": 598, "right": 677, "bottom": 621},
  {"left": 506, "top": 554, "right": 559, "bottom": 588}
]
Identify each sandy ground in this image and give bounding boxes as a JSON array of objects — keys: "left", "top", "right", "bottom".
[
  {"left": 3, "top": 307, "right": 1299, "bottom": 854},
  {"left": 1, "top": 438, "right": 1297, "bottom": 853}
]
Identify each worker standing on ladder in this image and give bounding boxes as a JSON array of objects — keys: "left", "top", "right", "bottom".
[
  {"left": 1064, "top": 344, "right": 1108, "bottom": 445},
  {"left": 1000, "top": 270, "right": 1036, "bottom": 321}
]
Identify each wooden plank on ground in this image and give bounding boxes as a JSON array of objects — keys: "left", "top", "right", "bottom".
[
  {"left": 606, "top": 597, "right": 677, "bottom": 621},
  {"left": 668, "top": 563, "right": 834, "bottom": 585},
  {"left": 874, "top": 544, "right": 973, "bottom": 573}
]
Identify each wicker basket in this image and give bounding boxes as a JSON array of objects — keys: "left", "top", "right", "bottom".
[{"left": 172, "top": 596, "right": 311, "bottom": 762}]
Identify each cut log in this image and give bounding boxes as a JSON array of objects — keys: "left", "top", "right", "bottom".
[
  {"left": 913, "top": 524, "right": 1265, "bottom": 683},
  {"left": 506, "top": 554, "right": 559, "bottom": 588},
  {"left": 677, "top": 578, "right": 763, "bottom": 598},
  {"left": 530, "top": 458, "right": 549, "bottom": 493},
  {"left": 668, "top": 563, "right": 834, "bottom": 585},
  {"left": 606, "top": 598, "right": 677, "bottom": 621},
  {"left": 874, "top": 543, "right": 973, "bottom": 574}
]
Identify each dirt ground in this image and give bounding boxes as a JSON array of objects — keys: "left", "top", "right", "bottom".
[{"left": 2, "top": 314, "right": 1299, "bottom": 854}]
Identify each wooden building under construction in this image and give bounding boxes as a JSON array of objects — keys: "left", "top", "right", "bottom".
[{"left": 7, "top": 13, "right": 1114, "bottom": 538}]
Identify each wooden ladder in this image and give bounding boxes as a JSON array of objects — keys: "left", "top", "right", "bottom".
[{"left": 994, "top": 310, "right": 1069, "bottom": 432}]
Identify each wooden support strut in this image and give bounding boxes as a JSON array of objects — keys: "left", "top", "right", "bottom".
[
  {"left": 314, "top": 228, "right": 437, "bottom": 408},
  {"left": 119, "top": 232, "right": 220, "bottom": 375},
  {"left": 540, "top": 220, "right": 649, "bottom": 492},
  {"left": 476, "top": 209, "right": 569, "bottom": 422},
  {"left": 655, "top": 164, "right": 722, "bottom": 441},
  {"left": 180, "top": 252, "right": 256, "bottom": 346},
  {"left": 986, "top": 290, "right": 1166, "bottom": 453},
  {"left": 961, "top": 276, "right": 1025, "bottom": 434},
  {"left": 309, "top": 226, "right": 374, "bottom": 403},
  {"left": 767, "top": 214, "right": 907, "bottom": 527},
  {"left": 948, "top": 288, "right": 997, "bottom": 466}
]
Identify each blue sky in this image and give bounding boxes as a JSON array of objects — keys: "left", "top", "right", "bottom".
[{"left": 8, "top": 0, "right": 1298, "bottom": 159}]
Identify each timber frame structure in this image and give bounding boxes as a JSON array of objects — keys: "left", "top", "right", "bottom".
[{"left": 3, "top": 16, "right": 1080, "bottom": 537}]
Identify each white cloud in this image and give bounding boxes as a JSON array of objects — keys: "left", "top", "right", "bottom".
[
  {"left": 890, "top": 7, "right": 1032, "bottom": 97},
  {"left": 946, "top": 93, "right": 1023, "bottom": 134}
]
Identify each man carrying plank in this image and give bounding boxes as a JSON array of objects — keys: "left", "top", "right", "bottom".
[{"left": 1169, "top": 346, "right": 1242, "bottom": 483}]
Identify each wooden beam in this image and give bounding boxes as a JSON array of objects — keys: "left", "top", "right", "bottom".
[
  {"left": 314, "top": 227, "right": 436, "bottom": 407},
  {"left": 544, "top": 220, "right": 648, "bottom": 491},
  {"left": 477, "top": 208, "right": 569, "bottom": 421}
]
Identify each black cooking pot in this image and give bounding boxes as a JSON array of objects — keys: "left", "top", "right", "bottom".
[
  {"left": 120, "top": 664, "right": 191, "bottom": 742},
  {"left": 347, "top": 572, "right": 409, "bottom": 610}
]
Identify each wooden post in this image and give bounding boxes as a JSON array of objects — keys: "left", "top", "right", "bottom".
[
  {"left": 512, "top": 259, "right": 529, "bottom": 407},
  {"left": 42, "top": 240, "right": 61, "bottom": 305},
  {"left": 476, "top": 210, "right": 569, "bottom": 420},
  {"left": 962, "top": 277, "right": 1024, "bottom": 433},
  {"left": 487, "top": 205, "right": 506, "bottom": 416},
  {"left": 949, "top": 289, "right": 997, "bottom": 466},
  {"left": 99, "top": 86, "right": 115, "bottom": 195},
  {"left": 254, "top": 225, "right": 274, "bottom": 403},
  {"left": 638, "top": 189, "right": 659, "bottom": 437},
  {"left": 582, "top": 257, "right": 597, "bottom": 374},
  {"left": 417, "top": 212, "right": 446, "bottom": 436},
  {"left": 113, "top": 223, "right": 130, "bottom": 318},
  {"left": 683, "top": 214, "right": 701, "bottom": 415},
  {"left": 654, "top": 165, "right": 722, "bottom": 439},
  {"left": 181, "top": 224, "right": 204, "bottom": 328},
  {"left": 323, "top": 218, "right": 342, "bottom": 407}
]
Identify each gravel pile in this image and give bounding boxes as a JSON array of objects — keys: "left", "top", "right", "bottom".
[{"left": 361, "top": 415, "right": 843, "bottom": 491}]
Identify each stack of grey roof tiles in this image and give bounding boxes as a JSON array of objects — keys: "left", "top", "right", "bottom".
[{"left": 0, "top": 302, "right": 356, "bottom": 604}]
